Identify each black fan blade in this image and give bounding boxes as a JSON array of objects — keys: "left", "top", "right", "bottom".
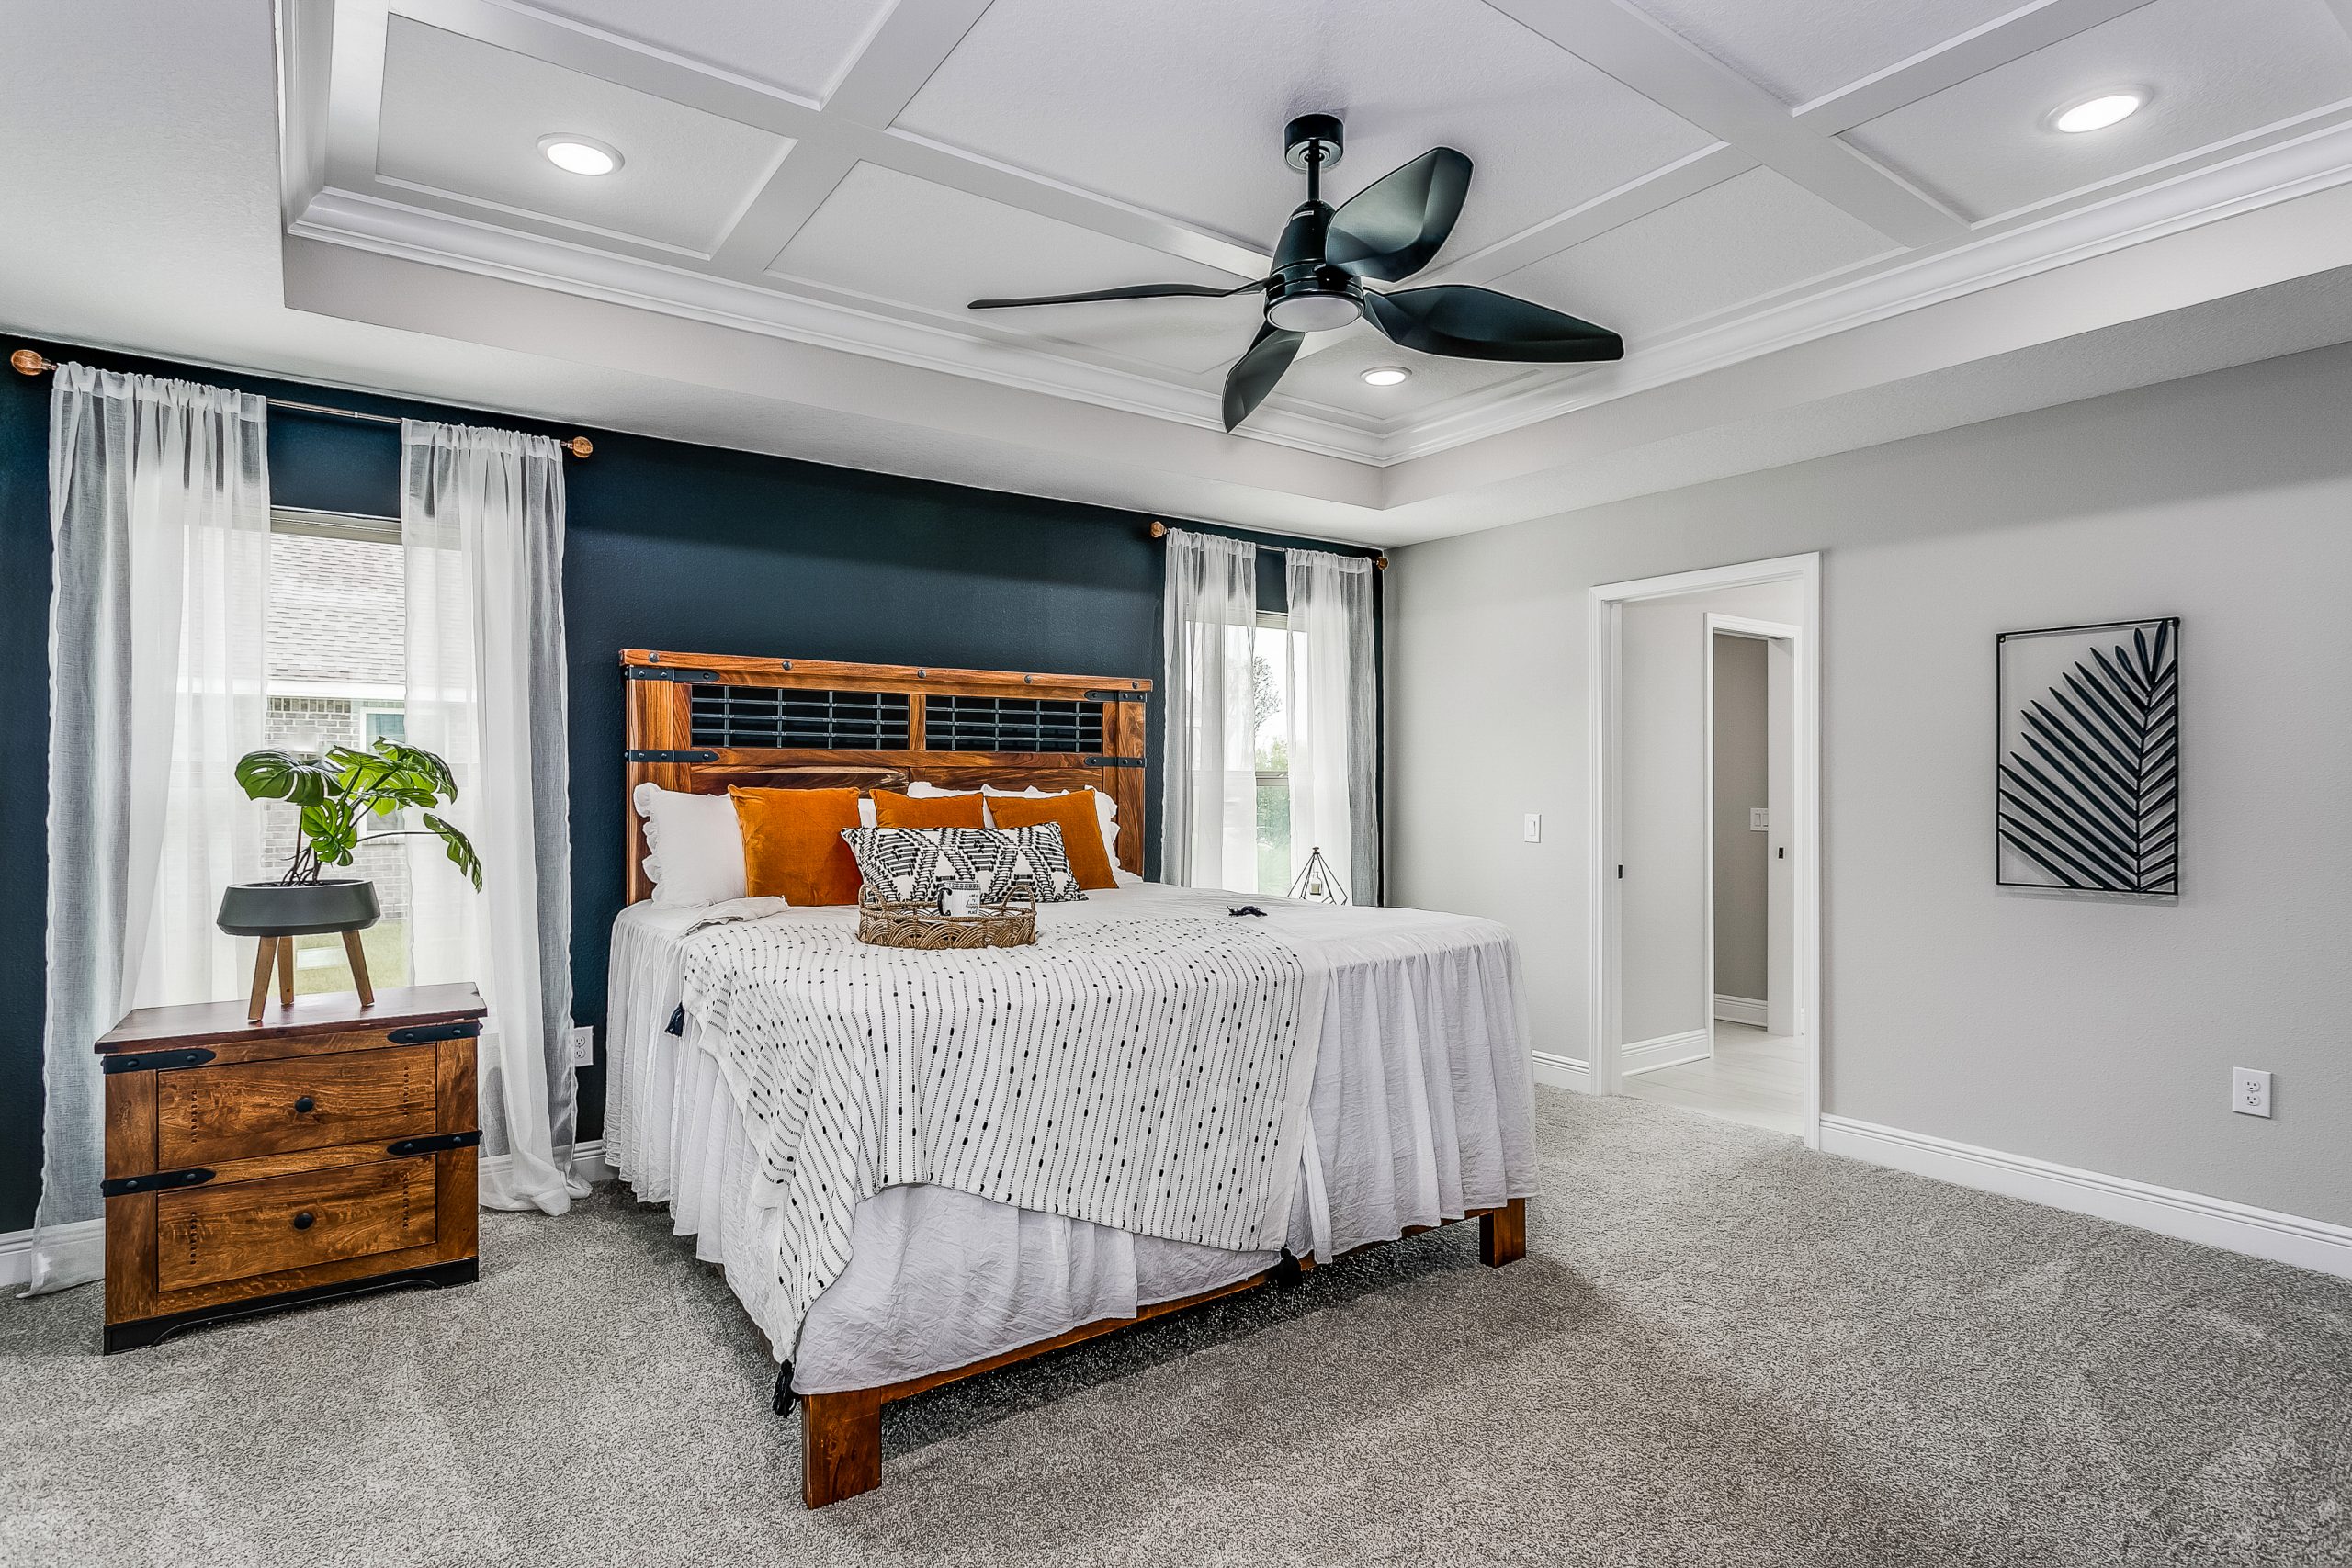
[
  {"left": 970, "top": 280, "right": 1264, "bottom": 310},
  {"left": 1222, "top": 323, "right": 1304, "bottom": 431},
  {"left": 1326, "top": 148, "right": 1472, "bottom": 283},
  {"left": 1363, "top": 285, "right": 1623, "bottom": 362}
]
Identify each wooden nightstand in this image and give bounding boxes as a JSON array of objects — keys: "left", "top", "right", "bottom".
[{"left": 96, "top": 984, "right": 485, "bottom": 1352}]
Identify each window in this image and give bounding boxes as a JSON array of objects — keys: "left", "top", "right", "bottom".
[
  {"left": 1250, "top": 610, "right": 1298, "bottom": 897},
  {"left": 266, "top": 508, "right": 412, "bottom": 992}
]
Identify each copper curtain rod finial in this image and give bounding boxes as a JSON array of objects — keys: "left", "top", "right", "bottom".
[
  {"left": 566, "top": 435, "right": 594, "bottom": 459},
  {"left": 12, "top": 348, "right": 54, "bottom": 377},
  {"left": 1148, "top": 520, "right": 1167, "bottom": 538}
]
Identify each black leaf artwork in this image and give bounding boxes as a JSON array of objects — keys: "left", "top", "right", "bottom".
[{"left": 1996, "top": 618, "right": 2178, "bottom": 895}]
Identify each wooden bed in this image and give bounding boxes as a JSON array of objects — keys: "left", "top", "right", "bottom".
[{"left": 620, "top": 648, "right": 1527, "bottom": 1508}]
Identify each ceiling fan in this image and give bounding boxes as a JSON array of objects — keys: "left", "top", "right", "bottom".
[{"left": 969, "top": 114, "right": 1625, "bottom": 431}]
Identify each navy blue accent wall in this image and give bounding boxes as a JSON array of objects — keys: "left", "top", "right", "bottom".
[{"left": 0, "top": 338, "right": 1378, "bottom": 1231}]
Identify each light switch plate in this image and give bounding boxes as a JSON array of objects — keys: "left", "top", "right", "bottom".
[
  {"left": 571, "top": 1024, "right": 596, "bottom": 1067},
  {"left": 2232, "top": 1068, "right": 2271, "bottom": 1118},
  {"left": 1522, "top": 813, "right": 1542, "bottom": 843},
  {"left": 1749, "top": 807, "right": 1769, "bottom": 831}
]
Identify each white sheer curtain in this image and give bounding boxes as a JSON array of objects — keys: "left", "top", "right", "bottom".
[
  {"left": 1159, "top": 529, "right": 1260, "bottom": 890},
  {"left": 28, "top": 365, "right": 269, "bottom": 1293},
  {"left": 1284, "top": 549, "right": 1379, "bottom": 905},
  {"left": 401, "top": 421, "right": 582, "bottom": 1213}
]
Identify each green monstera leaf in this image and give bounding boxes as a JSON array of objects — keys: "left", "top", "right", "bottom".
[{"left": 235, "top": 737, "right": 481, "bottom": 890}]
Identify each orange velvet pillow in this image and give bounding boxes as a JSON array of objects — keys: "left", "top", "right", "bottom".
[
  {"left": 986, "top": 790, "right": 1118, "bottom": 890},
  {"left": 729, "top": 786, "right": 865, "bottom": 906},
  {"left": 871, "top": 789, "right": 986, "bottom": 829}
]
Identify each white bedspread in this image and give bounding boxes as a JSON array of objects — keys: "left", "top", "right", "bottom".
[{"left": 605, "top": 882, "right": 1533, "bottom": 1394}]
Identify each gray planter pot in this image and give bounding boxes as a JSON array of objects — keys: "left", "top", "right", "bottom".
[{"left": 217, "top": 879, "right": 380, "bottom": 938}]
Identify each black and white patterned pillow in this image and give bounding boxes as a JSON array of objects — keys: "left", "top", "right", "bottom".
[
  {"left": 950, "top": 824, "right": 1087, "bottom": 904},
  {"left": 840, "top": 827, "right": 988, "bottom": 906}
]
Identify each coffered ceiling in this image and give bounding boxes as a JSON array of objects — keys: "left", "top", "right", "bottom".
[{"left": 10, "top": 0, "right": 2352, "bottom": 545}]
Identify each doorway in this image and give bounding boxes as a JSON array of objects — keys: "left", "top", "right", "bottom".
[{"left": 1587, "top": 555, "right": 1821, "bottom": 1145}]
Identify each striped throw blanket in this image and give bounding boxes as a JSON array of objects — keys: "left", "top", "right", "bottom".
[{"left": 678, "top": 913, "right": 1325, "bottom": 1342}]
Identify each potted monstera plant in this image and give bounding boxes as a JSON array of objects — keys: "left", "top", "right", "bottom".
[{"left": 220, "top": 739, "right": 482, "bottom": 1014}]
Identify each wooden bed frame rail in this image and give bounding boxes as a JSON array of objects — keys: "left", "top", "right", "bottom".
[{"left": 797, "top": 1198, "right": 1528, "bottom": 1508}]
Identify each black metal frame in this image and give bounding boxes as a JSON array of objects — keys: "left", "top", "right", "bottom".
[
  {"left": 103, "top": 1259, "right": 479, "bottom": 1353},
  {"left": 1995, "top": 616, "right": 2181, "bottom": 896}
]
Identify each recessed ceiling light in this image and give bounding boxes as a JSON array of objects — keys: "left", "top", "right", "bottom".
[
  {"left": 2049, "top": 91, "right": 2145, "bottom": 134},
  {"left": 538, "top": 134, "right": 622, "bottom": 175},
  {"left": 1361, "top": 366, "right": 1411, "bottom": 387}
]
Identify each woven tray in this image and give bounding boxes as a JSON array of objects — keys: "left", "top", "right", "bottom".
[{"left": 856, "top": 893, "right": 1036, "bottom": 949}]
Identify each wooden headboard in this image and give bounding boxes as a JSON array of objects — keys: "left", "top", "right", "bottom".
[{"left": 622, "top": 649, "right": 1151, "bottom": 904}]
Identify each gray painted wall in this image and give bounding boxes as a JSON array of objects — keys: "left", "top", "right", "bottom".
[
  {"left": 1619, "top": 581, "right": 1800, "bottom": 1042},
  {"left": 1713, "top": 634, "right": 1770, "bottom": 1004},
  {"left": 1385, "top": 338, "right": 2352, "bottom": 1227}
]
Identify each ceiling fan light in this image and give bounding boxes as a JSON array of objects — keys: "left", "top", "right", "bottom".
[
  {"left": 538, "top": 134, "right": 623, "bottom": 175},
  {"left": 1266, "top": 291, "right": 1363, "bottom": 332},
  {"left": 2049, "top": 91, "right": 2144, "bottom": 134},
  {"left": 1361, "top": 366, "right": 1410, "bottom": 386}
]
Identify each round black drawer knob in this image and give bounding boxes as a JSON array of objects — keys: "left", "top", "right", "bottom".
[
  {"left": 293, "top": 1095, "right": 316, "bottom": 1114},
  {"left": 292, "top": 1211, "right": 316, "bottom": 1231}
]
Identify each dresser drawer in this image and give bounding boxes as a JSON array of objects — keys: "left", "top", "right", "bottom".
[
  {"left": 155, "top": 1158, "right": 439, "bottom": 1292},
  {"left": 155, "top": 1044, "right": 438, "bottom": 1168}
]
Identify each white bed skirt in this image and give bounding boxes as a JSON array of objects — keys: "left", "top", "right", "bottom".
[{"left": 605, "top": 886, "right": 1533, "bottom": 1395}]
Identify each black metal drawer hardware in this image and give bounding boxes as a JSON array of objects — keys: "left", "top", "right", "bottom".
[
  {"left": 624, "top": 748, "right": 719, "bottom": 763},
  {"left": 101, "top": 1048, "right": 217, "bottom": 1075},
  {"left": 1083, "top": 756, "right": 1144, "bottom": 769},
  {"left": 388, "top": 1130, "right": 482, "bottom": 1157},
  {"left": 100, "top": 1167, "right": 215, "bottom": 1198},
  {"left": 292, "top": 1211, "right": 315, "bottom": 1231},
  {"left": 624, "top": 665, "right": 720, "bottom": 682},
  {"left": 387, "top": 1021, "right": 481, "bottom": 1044}
]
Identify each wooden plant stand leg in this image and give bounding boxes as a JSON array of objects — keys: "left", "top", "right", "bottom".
[
  {"left": 1480, "top": 1197, "right": 1527, "bottom": 1268},
  {"left": 340, "top": 929, "right": 375, "bottom": 1007},
  {"left": 247, "top": 939, "right": 277, "bottom": 1024},
  {"left": 276, "top": 937, "right": 296, "bottom": 1009},
  {"left": 800, "top": 1387, "right": 884, "bottom": 1508}
]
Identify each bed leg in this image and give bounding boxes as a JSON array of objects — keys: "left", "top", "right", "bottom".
[
  {"left": 801, "top": 1388, "right": 884, "bottom": 1508},
  {"left": 1479, "top": 1197, "right": 1527, "bottom": 1267}
]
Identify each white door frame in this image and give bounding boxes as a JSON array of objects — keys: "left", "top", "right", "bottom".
[
  {"left": 1703, "top": 614, "right": 1802, "bottom": 1062},
  {"left": 1586, "top": 553, "right": 1823, "bottom": 1145}
]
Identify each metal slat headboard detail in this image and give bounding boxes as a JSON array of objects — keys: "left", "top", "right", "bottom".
[
  {"left": 925, "top": 694, "right": 1103, "bottom": 755},
  {"left": 689, "top": 685, "right": 911, "bottom": 750}
]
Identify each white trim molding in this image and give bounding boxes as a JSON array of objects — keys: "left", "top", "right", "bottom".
[
  {"left": 1820, "top": 1116, "right": 2352, "bottom": 1280},
  {"left": 1713, "top": 995, "right": 1768, "bottom": 1027},
  {"left": 1621, "top": 1030, "right": 1712, "bottom": 1077},
  {"left": 1, "top": 1141, "right": 616, "bottom": 1290},
  {"left": 0, "top": 1218, "right": 103, "bottom": 1292},
  {"left": 1531, "top": 1051, "right": 1591, "bottom": 1092}
]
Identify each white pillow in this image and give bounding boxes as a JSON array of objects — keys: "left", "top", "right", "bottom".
[
  {"left": 905, "top": 781, "right": 978, "bottom": 798},
  {"left": 979, "top": 784, "right": 1120, "bottom": 869},
  {"left": 633, "top": 782, "right": 747, "bottom": 908}
]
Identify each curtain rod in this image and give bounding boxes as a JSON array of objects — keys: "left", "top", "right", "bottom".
[
  {"left": 11, "top": 347, "right": 594, "bottom": 459},
  {"left": 1148, "top": 518, "right": 1386, "bottom": 570}
]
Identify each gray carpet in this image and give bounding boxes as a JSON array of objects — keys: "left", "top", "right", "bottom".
[{"left": 6, "top": 1089, "right": 2348, "bottom": 1567}]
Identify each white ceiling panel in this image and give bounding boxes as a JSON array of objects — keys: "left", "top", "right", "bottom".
[
  {"left": 1627, "top": 0, "right": 2025, "bottom": 107},
  {"left": 377, "top": 16, "right": 789, "bottom": 254},
  {"left": 891, "top": 0, "right": 1714, "bottom": 260},
  {"left": 1841, "top": 0, "right": 2352, "bottom": 222},
  {"left": 1273, "top": 322, "right": 1550, "bottom": 419},
  {"left": 520, "top": 0, "right": 893, "bottom": 103},
  {"left": 770, "top": 161, "right": 1265, "bottom": 374},
  {"left": 1495, "top": 167, "right": 1894, "bottom": 344}
]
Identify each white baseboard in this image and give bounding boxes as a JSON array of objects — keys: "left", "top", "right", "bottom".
[
  {"left": 1820, "top": 1114, "right": 2352, "bottom": 1280},
  {"left": 1622, "top": 1029, "right": 1711, "bottom": 1077},
  {"left": 2, "top": 1140, "right": 618, "bottom": 1290},
  {"left": 1713, "top": 994, "right": 1767, "bottom": 1027},
  {"left": 0, "top": 1217, "right": 102, "bottom": 1292},
  {"left": 1531, "top": 1050, "right": 1590, "bottom": 1091}
]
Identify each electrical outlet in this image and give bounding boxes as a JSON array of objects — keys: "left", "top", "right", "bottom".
[
  {"left": 1522, "top": 813, "right": 1542, "bottom": 843},
  {"left": 1749, "top": 807, "right": 1769, "bottom": 831},
  {"left": 571, "top": 1024, "right": 596, "bottom": 1068},
  {"left": 2232, "top": 1068, "right": 2271, "bottom": 1118}
]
